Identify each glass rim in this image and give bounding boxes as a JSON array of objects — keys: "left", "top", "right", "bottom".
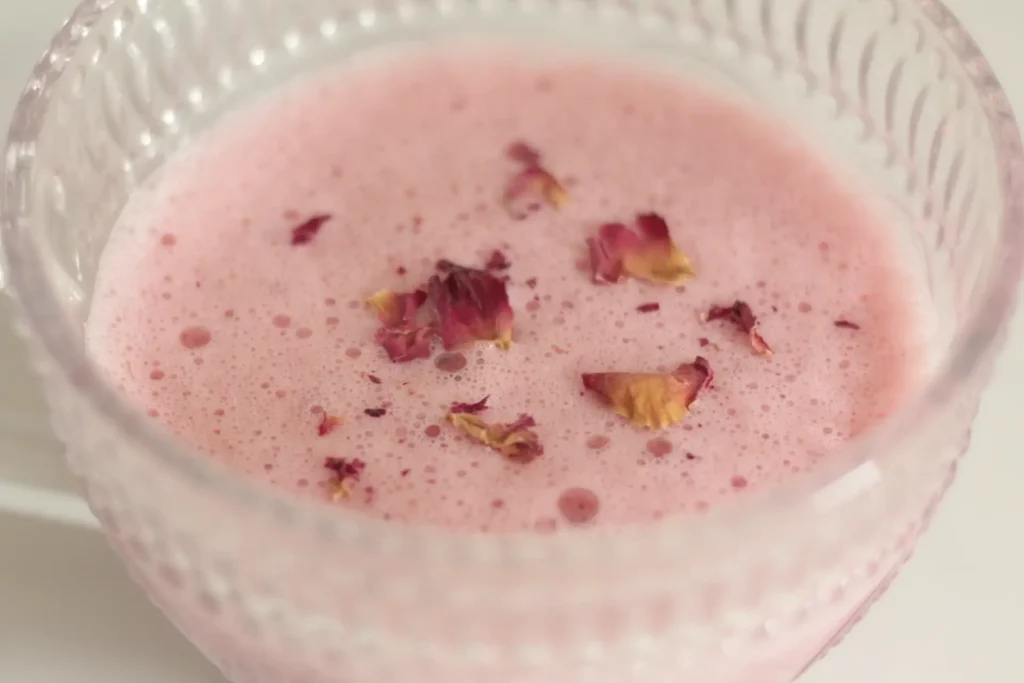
[{"left": 2, "top": 0, "right": 1023, "bottom": 549}]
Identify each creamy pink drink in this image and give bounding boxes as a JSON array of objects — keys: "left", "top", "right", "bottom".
[{"left": 85, "top": 43, "right": 931, "bottom": 682}]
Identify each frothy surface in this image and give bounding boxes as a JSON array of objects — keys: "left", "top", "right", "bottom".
[{"left": 85, "top": 43, "right": 929, "bottom": 531}]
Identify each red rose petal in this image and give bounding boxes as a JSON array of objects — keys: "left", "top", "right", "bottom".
[
  {"left": 485, "top": 249, "right": 511, "bottom": 271},
  {"left": 364, "top": 408, "right": 387, "bottom": 418},
  {"left": 502, "top": 142, "right": 567, "bottom": 220},
  {"left": 374, "top": 324, "right": 434, "bottom": 363},
  {"left": 705, "top": 301, "right": 772, "bottom": 357},
  {"left": 367, "top": 284, "right": 436, "bottom": 364},
  {"left": 290, "top": 214, "right": 332, "bottom": 246},
  {"left": 323, "top": 457, "right": 366, "bottom": 499},
  {"left": 634, "top": 213, "right": 671, "bottom": 242},
  {"left": 367, "top": 288, "right": 428, "bottom": 327},
  {"left": 503, "top": 168, "right": 567, "bottom": 219},
  {"left": 427, "top": 263, "right": 514, "bottom": 350},
  {"left": 676, "top": 355, "right": 714, "bottom": 390},
  {"left": 587, "top": 222, "right": 633, "bottom": 284},
  {"left": 318, "top": 413, "right": 343, "bottom": 436},
  {"left": 581, "top": 356, "right": 713, "bottom": 429},
  {"left": 834, "top": 319, "right": 861, "bottom": 330},
  {"left": 586, "top": 213, "right": 694, "bottom": 285},
  {"left": 450, "top": 396, "right": 489, "bottom": 414},
  {"left": 637, "top": 302, "right": 661, "bottom": 313},
  {"left": 506, "top": 141, "right": 542, "bottom": 166},
  {"left": 324, "top": 457, "right": 365, "bottom": 478},
  {"left": 447, "top": 409, "right": 543, "bottom": 464}
]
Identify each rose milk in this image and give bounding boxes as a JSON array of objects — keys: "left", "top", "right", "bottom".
[{"left": 84, "top": 42, "right": 932, "bottom": 681}]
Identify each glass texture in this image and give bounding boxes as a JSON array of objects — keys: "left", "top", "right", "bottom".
[{"left": 2, "top": 0, "right": 1022, "bottom": 681}]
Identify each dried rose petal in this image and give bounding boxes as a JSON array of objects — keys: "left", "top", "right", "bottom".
[
  {"left": 633, "top": 213, "right": 693, "bottom": 278},
  {"left": 503, "top": 143, "right": 567, "bottom": 220},
  {"left": 290, "top": 214, "right": 332, "bottom": 246},
  {"left": 450, "top": 396, "right": 489, "bottom": 414},
  {"left": 581, "top": 357, "right": 713, "bottom": 429},
  {"left": 678, "top": 355, "right": 714, "bottom": 389},
  {"left": 374, "top": 324, "right": 434, "bottom": 363},
  {"left": 367, "top": 285, "right": 435, "bottom": 364},
  {"left": 324, "top": 456, "right": 365, "bottom": 479},
  {"left": 323, "top": 457, "right": 366, "bottom": 500},
  {"left": 586, "top": 213, "right": 694, "bottom": 285},
  {"left": 427, "top": 263, "right": 514, "bottom": 350},
  {"left": 587, "top": 223, "right": 631, "bottom": 283},
  {"left": 367, "top": 289, "right": 428, "bottom": 327},
  {"left": 486, "top": 249, "right": 511, "bottom": 271},
  {"left": 705, "top": 301, "right": 772, "bottom": 357},
  {"left": 834, "top": 319, "right": 861, "bottom": 330},
  {"left": 364, "top": 408, "right": 387, "bottom": 417},
  {"left": 318, "top": 413, "right": 343, "bottom": 437},
  {"left": 366, "top": 374, "right": 382, "bottom": 384},
  {"left": 637, "top": 302, "right": 661, "bottom": 313},
  {"left": 506, "top": 141, "right": 542, "bottom": 166},
  {"left": 447, "top": 411, "right": 543, "bottom": 463},
  {"left": 503, "top": 167, "right": 568, "bottom": 219}
]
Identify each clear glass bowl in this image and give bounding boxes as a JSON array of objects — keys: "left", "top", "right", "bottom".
[{"left": 2, "top": 1, "right": 1022, "bottom": 682}]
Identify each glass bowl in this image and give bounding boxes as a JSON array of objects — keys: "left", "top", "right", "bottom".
[{"left": 2, "top": 1, "right": 1021, "bottom": 682}]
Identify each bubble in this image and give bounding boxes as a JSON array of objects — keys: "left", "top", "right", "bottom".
[
  {"left": 272, "top": 314, "right": 291, "bottom": 328},
  {"left": 179, "top": 326, "right": 212, "bottom": 349},
  {"left": 646, "top": 437, "right": 673, "bottom": 458},
  {"left": 557, "top": 487, "right": 601, "bottom": 525},
  {"left": 434, "top": 352, "right": 467, "bottom": 373}
]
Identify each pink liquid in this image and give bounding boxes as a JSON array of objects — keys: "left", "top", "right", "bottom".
[{"left": 86, "top": 43, "right": 930, "bottom": 681}]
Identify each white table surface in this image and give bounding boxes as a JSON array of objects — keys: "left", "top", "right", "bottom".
[{"left": 2, "top": 1, "right": 1023, "bottom": 681}]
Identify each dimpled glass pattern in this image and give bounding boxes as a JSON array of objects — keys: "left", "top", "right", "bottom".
[{"left": 2, "top": 1, "right": 1022, "bottom": 682}]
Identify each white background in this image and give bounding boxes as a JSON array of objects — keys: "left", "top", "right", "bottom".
[{"left": 1, "top": 1, "right": 1023, "bottom": 681}]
